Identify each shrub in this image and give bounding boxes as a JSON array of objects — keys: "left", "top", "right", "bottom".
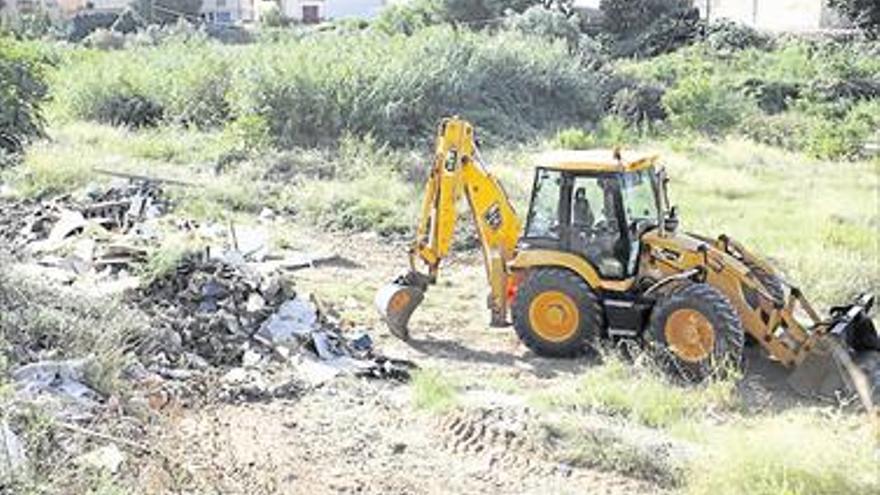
[
  {"left": 131, "top": 0, "right": 204, "bottom": 26},
  {"left": 663, "top": 74, "right": 754, "bottom": 135},
  {"left": 55, "top": 41, "right": 231, "bottom": 128},
  {"left": 739, "top": 78, "right": 801, "bottom": 114},
  {"left": 738, "top": 112, "right": 810, "bottom": 151},
  {"left": 372, "top": 0, "right": 438, "bottom": 35},
  {"left": 554, "top": 128, "right": 596, "bottom": 149},
  {"left": 829, "top": 0, "right": 880, "bottom": 39},
  {"left": 704, "top": 20, "right": 772, "bottom": 52},
  {"left": 599, "top": 0, "right": 702, "bottom": 58},
  {"left": 260, "top": 4, "right": 289, "bottom": 28},
  {"left": 231, "top": 26, "right": 602, "bottom": 147},
  {"left": 0, "top": 38, "right": 48, "bottom": 155},
  {"left": 610, "top": 81, "right": 667, "bottom": 127},
  {"left": 67, "top": 10, "right": 118, "bottom": 42},
  {"left": 503, "top": 5, "right": 581, "bottom": 49}
]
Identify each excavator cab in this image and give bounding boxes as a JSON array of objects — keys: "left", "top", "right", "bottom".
[{"left": 522, "top": 157, "right": 662, "bottom": 282}]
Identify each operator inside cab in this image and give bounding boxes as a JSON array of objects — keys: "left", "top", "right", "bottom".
[{"left": 570, "top": 178, "right": 626, "bottom": 278}]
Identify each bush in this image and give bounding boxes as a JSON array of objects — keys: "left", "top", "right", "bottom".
[
  {"left": 663, "top": 74, "right": 755, "bottom": 135},
  {"left": 829, "top": 0, "right": 880, "bottom": 39},
  {"left": 600, "top": 0, "right": 702, "bottom": 58},
  {"left": 67, "top": 10, "right": 118, "bottom": 42},
  {"left": 0, "top": 38, "right": 48, "bottom": 155},
  {"left": 554, "top": 128, "right": 596, "bottom": 149},
  {"left": 372, "top": 0, "right": 438, "bottom": 35},
  {"left": 739, "top": 78, "right": 801, "bottom": 114},
  {"left": 503, "top": 5, "right": 581, "bottom": 49},
  {"left": 55, "top": 41, "right": 231, "bottom": 128},
  {"left": 610, "top": 81, "right": 667, "bottom": 128},
  {"left": 704, "top": 20, "right": 772, "bottom": 52},
  {"left": 230, "top": 27, "right": 602, "bottom": 147}
]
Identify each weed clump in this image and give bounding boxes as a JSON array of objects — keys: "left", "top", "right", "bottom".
[
  {"left": 412, "top": 369, "right": 459, "bottom": 413},
  {"left": 685, "top": 413, "right": 879, "bottom": 495}
]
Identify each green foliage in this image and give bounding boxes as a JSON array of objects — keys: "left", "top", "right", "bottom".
[
  {"left": 503, "top": 5, "right": 581, "bottom": 49},
  {"left": 238, "top": 27, "right": 600, "bottom": 147},
  {"left": 533, "top": 358, "right": 738, "bottom": 428},
  {"left": 554, "top": 127, "right": 596, "bottom": 149},
  {"left": 0, "top": 37, "right": 48, "bottom": 156},
  {"left": 259, "top": 4, "right": 289, "bottom": 28},
  {"left": 55, "top": 40, "right": 231, "bottom": 128},
  {"left": 372, "top": 0, "right": 438, "bottom": 35},
  {"left": 609, "top": 81, "right": 667, "bottom": 128},
  {"left": 132, "top": 0, "right": 204, "bottom": 25},
  {"left": 54, "top": 28, "right": 599, "bottom": 144},
  {"left": 67, "top": 10, "right": 118, "bottom": 42},
  {"left": 829, "top": 0, "right": 880, "bottom": 39},
  {"left": 704, "top": 20, "right": 772, "bottom": 52},
  {"left": 599, "top": 0, "right": 702, "bottom": 58},
  {"left": 685, "top": 413, "right": 879, "bottom": 495},
  {"left": 663, "top": 74, "right": 755, "bottom": 135}
]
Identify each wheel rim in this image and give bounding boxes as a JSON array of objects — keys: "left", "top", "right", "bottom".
[
  {"left": 529, "top": 291, "right": 580, "bottom": 343},
  {"left": 664, "top": 308, "right": 716, "bottom": 363}
]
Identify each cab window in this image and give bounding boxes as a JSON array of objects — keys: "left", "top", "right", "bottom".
[{"left": 525, "top": 168, "right": 562, "bottom": 239}]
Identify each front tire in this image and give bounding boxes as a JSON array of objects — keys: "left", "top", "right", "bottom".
[
  {"left": 649, "top": 282, "right": 745, "bottom": 382},
  {"left": 512, "top": 268, "right": 602, "bottom": 357}
]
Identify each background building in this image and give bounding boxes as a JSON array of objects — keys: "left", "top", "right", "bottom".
[{"left": 694, "top": 0, "right": 850, "bottom": 31}]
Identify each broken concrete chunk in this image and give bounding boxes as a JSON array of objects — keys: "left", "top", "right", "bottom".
[
  {"left": 47, "top": 209, "right": 87, "bottom": 244},
  {"left": 246, "top": 293, "right": 266, "bottom": 313},
  {"left": 11, "top": 359, "right": 100, "bottom": 404},
  {"left": 257, "top": 298, "right": 318, "bottom": 344}
]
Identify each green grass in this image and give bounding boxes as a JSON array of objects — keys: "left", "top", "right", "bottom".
[
  {"left": 684, "top": 412, "right": 879, "bottom": 495},
  {"left": 532, "top": 358, "right": 738, "bottom": 428},
  {"left": 411, "top": 369, "right": 459, "bottom": 413}
]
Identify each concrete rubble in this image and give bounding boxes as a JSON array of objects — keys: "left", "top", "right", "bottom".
[{"left": 0, "top": 175, "right": 415, "bottom": 485}]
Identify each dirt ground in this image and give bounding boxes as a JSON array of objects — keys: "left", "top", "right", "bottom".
[{"left": 135, "top": 222, "right": 814, "bottom": 495}]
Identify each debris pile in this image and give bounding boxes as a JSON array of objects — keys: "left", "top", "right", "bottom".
[{"left": 132, "top": 252, "right": 415, "bottom": 390}]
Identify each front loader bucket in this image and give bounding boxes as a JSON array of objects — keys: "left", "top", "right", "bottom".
[
  {"left": 375, "top": 282, "right": 425, "bottom": 340},
  {"left": 788, "top": 294, "right": 879, "bottom": 410}
]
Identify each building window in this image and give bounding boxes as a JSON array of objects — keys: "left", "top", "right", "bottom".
[
  {"left": 302, "top": 5, "right": 319, "bottom": 23},
  {"left": 216, "top": 11, "right": 232, "bottom": 23}
]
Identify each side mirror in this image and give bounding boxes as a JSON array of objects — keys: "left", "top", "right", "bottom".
[{"left": 664, "top": 206, "right": 680, "bottom": 232}]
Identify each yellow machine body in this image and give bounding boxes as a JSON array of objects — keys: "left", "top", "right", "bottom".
[{"left": 376, "top": 117, "right": 879, "bottom": 407}]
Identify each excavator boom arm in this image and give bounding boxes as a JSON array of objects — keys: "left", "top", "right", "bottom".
[{"left": 377, "top": 118, "right": 522, "bottom": 336}]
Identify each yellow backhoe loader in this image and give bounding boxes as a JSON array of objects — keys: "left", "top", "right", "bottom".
[{"left": 376, "top": 117, "right": 879, "bottom": 406}]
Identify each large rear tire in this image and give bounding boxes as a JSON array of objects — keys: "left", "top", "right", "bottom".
[
  {"left": 649, "top": 282, "right": 745, "bottom": 382},
  {"left": 512, "top": 268, "right": 602, "bottom": 357}
]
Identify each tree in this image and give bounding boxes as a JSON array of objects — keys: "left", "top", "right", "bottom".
[
  {"left": 131, "top": 0, "right": 204, "bottom": 25},
  {"left": 828, "top": 0, "right": 880, "bottom": 38},
  {"left": 433, "top": 0, "right": 574, "bottom": 27},
  {"left": 599, "top": 0, "right": 702, "bottom": 58}
]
